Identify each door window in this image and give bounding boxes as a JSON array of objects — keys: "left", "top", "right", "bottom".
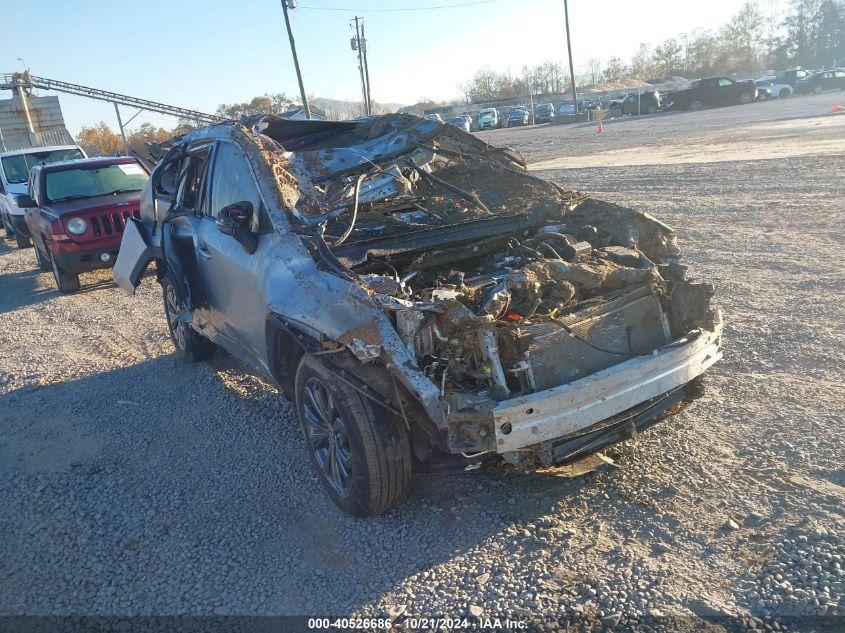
[
  {"left": 209, "top": 142, "right": 264, "bottom": 231},
  {"left": 175, "top": 145, "right": 212, "bottom": 213},
  {"left": 718, "top": 78, "right": 733, "bottom": 87}
]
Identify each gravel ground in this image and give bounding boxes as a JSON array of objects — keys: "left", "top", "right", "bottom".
[{"left": 1, "top": 93, "right": 843, "bottom": 632}]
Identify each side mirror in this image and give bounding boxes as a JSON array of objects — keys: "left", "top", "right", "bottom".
[
  {"left": 216, "top": 201, "right": 257, "bottom": 254},
  {"left": 216, "top": 201, "right": 253, "bottom": 234},
  {"left": 13, "top": 194, "right": 37, "bottom": 209}
]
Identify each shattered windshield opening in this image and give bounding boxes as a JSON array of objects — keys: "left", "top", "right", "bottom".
[{"left": 256, "top": 114, "right": 557, "bottom": 247}]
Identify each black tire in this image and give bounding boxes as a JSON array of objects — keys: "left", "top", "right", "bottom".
[
  {"left": 739, "top": 92, "right": 753, "bottom": 105},
  {"left": 689, "top": 99, "right": 703, "bottom": 111},
  {"left": 49, "top": 251, "right": 80, "bottom": 293},
  {"left": 295, "top": 355, "right": 411, "bottom": 517},
  {"left": 15, "top": 231, "right": 31, "bottom": 249},
  {"left": 779, "top": 88, "right": 791, "bottom": 98},
  {"left": 2, "top": 219, "right": 11, "bottom": 238},
  {"left": 161, "top": 271, "right": 217, "bottom": 362},
  {"left": 34, "top": 245, "right": 51, "bottom": 271}
]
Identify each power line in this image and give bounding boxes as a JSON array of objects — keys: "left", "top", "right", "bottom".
[{"left": 297, "top": 0, "right": 499, "bottom": 12}]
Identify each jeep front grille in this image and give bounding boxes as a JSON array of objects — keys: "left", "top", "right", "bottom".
[{"left": 90, "top": 209, "right": 140, "bottom": 237}]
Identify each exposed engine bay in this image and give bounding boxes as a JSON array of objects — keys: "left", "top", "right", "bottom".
[{"left": 242, "top": 114, "right": 722, "bottom": 468}]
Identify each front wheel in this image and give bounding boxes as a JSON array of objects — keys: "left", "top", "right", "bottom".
[
  {"left": 739, "top": 92, "right": 753, "bottom": 104},
  {"left": 779, "top": 88, "right": 791, "bottom": 98},
  {"left": 15, "top": 231, "right": 31, "bottom": 249},
  {"left": 162, "top": 272, "right": 216, "bottom": 362},
  {"left": 49, "top": 251, "right": 79, "bottom": 293},
  {"left": 295, "top": 355, "right": 411, "bottom": 516},
  {"left": 34, "top": 245, "right": 51, "bottom": 271},
  {"left": 688, "top": 99, "right": 703, "bottom": 111}
]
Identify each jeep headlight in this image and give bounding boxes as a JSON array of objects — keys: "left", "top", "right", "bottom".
[{"left": 66, "top": 217, "right": 87, "bottom": 235}]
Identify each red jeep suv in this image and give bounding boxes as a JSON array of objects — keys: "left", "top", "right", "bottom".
[{"left": 21, "top": 156, "right": 149, "bottom": 292}]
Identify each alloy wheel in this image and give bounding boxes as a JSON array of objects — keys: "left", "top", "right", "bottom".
[
  {"left": 302, "top": 377, "right": 353, "bottom": 495},
  {"left": 164, "top": 283, "right": 188, "bottom": 352}
]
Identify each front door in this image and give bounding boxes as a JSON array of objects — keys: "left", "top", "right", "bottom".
[{"left": 193, "top": 140, "right": 274, "bottom": 365}]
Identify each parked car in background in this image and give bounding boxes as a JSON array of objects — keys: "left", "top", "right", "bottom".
[
  {"left": 614, "top": 92, "right": 661, "bottom": 115},
  {"left": 756, "top": 79, "right": 794, "bottom": 99},
  {"left": 580, "top": 99, "right": 602, "bottom": 112},
  {"left": 507, "top": 106, "right": 529, "bottom": 127},
  {"left": 424, "top": 113, "right": 444, "bottom": 123},
  {"left": 22, "top": 156, "right": 148, "bottom": 292},
  {"left": 0, "top": 145, "right": 86, "bottom": 248},
  {"left": 534, "top": 102, "right": 555, "bottom": 123},
  {"left": 774, "top": 68, "right": 812, "bottom": 87},
  {"left": 669, "top": 77, "right": 757, "bottom": 111},
  {"left": 478, "top": 107, "right": 498, "bottom": 129},
  {"left": 796, "top": 70, "right": 845, "bottom": 94},
  {"left": 446, "top": 116, "right": 471, "bottom": 132},
  {"left": 558, "top": 102, "right": 576, "bottom": 115}
]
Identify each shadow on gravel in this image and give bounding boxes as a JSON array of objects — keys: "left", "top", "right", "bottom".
[
  {"left": 0, "top": 268, "right": 53, "bottom": 313},
  {"left": 0, "top": 352, "right": 595, "bottom": 616}
]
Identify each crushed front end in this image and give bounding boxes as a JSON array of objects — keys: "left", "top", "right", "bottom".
[{"left": 249, "top": 113, "right": 724, "bottom": 470}]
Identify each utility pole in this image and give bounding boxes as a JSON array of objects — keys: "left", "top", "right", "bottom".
[
  {"left": 113, "top": 103, "right": 128, "bottom": 155},
  {"left": 527, "top": 82, "right": 535, "bottom": 125},
  {"left": 563, "top": 0, "right": 578, "bottom": 122},
  {"left": 280, "top": 0, "right": 311, "bottom": 119},
  {"left": 361, "top": 21, "right": 373, "bottom": 114},
  {"left": 352, "top": 17, "right": 370, "bottom": 116}
]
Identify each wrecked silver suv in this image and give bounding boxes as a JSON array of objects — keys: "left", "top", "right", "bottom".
[{"left": 114, "top": 114, "right": 722, "bottom": 516}]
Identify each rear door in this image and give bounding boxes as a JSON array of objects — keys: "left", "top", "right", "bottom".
[
  {"left": 716, "top": 78, "right": 736, "bottom": 104},
  {"left": 833, "top": 71, "right": 845, "bottom": 89},
  {"left": 192, "top": 140, "right": 275, "bottom": 365},
  {"left": 165, "top": 143, "right": 218, "bottom": 332}
]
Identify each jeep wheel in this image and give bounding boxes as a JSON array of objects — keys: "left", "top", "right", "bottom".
[
  {"left": 295, "top": 355, "right": 411, "bottom": 517},
  {"left": 779, "top": 88, "right": 791, "bottom": 98},
  {"left": 813, "top": 84, "right": 823, "bottom": 94},
  {"left": 689, "top": 99, "right": 703, "bottom": 111},
  {"left": 15, "top": 231, "right": 32, "bottom": 249},
  {"left": 49, "top": 251, "right": 80, "bottom": 293},
  {"left": 162, "top": 272, "right": 216, "bottom": 362},
  {"left": 34, "top": 245, "right": 51, "bottom": 271},
  {"left": 739, "top": 92, "right": 753, "bottom": 104}
]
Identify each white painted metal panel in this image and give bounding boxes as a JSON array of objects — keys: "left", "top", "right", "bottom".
[{"left": 492, "top": 317, "right": 723, "bottom": 452}]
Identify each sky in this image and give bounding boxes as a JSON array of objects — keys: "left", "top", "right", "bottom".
[{"left": 1, "top": 0, "right": 784, "bottom": 136}]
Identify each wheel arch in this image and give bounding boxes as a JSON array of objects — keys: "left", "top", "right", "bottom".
[
  {"left": 266, "top": 315, "right": 449, "bottom": 458},
  {"left": 265, "top": 314, "right": 317, "bottom": 399}
]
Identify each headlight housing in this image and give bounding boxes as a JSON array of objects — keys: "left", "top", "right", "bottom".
[{"left": 65, "top": 217, "right": 87, "bottom": 235}]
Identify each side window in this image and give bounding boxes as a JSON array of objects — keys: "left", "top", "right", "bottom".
[
  {"left": 175, "top": 145, "right": 212, "bottom": 212},
  {"left": 156, "top": 159, "right": 178, "bottom": 199},
  {"left": 209, "top": 142, "right": 263, "bottom": 230},
  {"left": 835, "top": 71, "right": 845, "bottom": 78},
  {"left": 718, "top": 79, "right": 733, "bottom": 87}
]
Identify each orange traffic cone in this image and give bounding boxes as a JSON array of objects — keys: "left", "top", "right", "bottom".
[{"left": 596, "top": 120, "right": 604, "bottom": 133}]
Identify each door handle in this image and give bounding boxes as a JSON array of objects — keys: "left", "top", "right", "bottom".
[{"left": 197, "top": 242, "right": 212, "bottom": 259}]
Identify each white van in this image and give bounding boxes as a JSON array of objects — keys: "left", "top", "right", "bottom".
[
  {"left": 0, "top": 145, "right": 86, "bottom": 248},
  {"left": 477, "top": 108, "right": 498, "bottom": 130}
]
